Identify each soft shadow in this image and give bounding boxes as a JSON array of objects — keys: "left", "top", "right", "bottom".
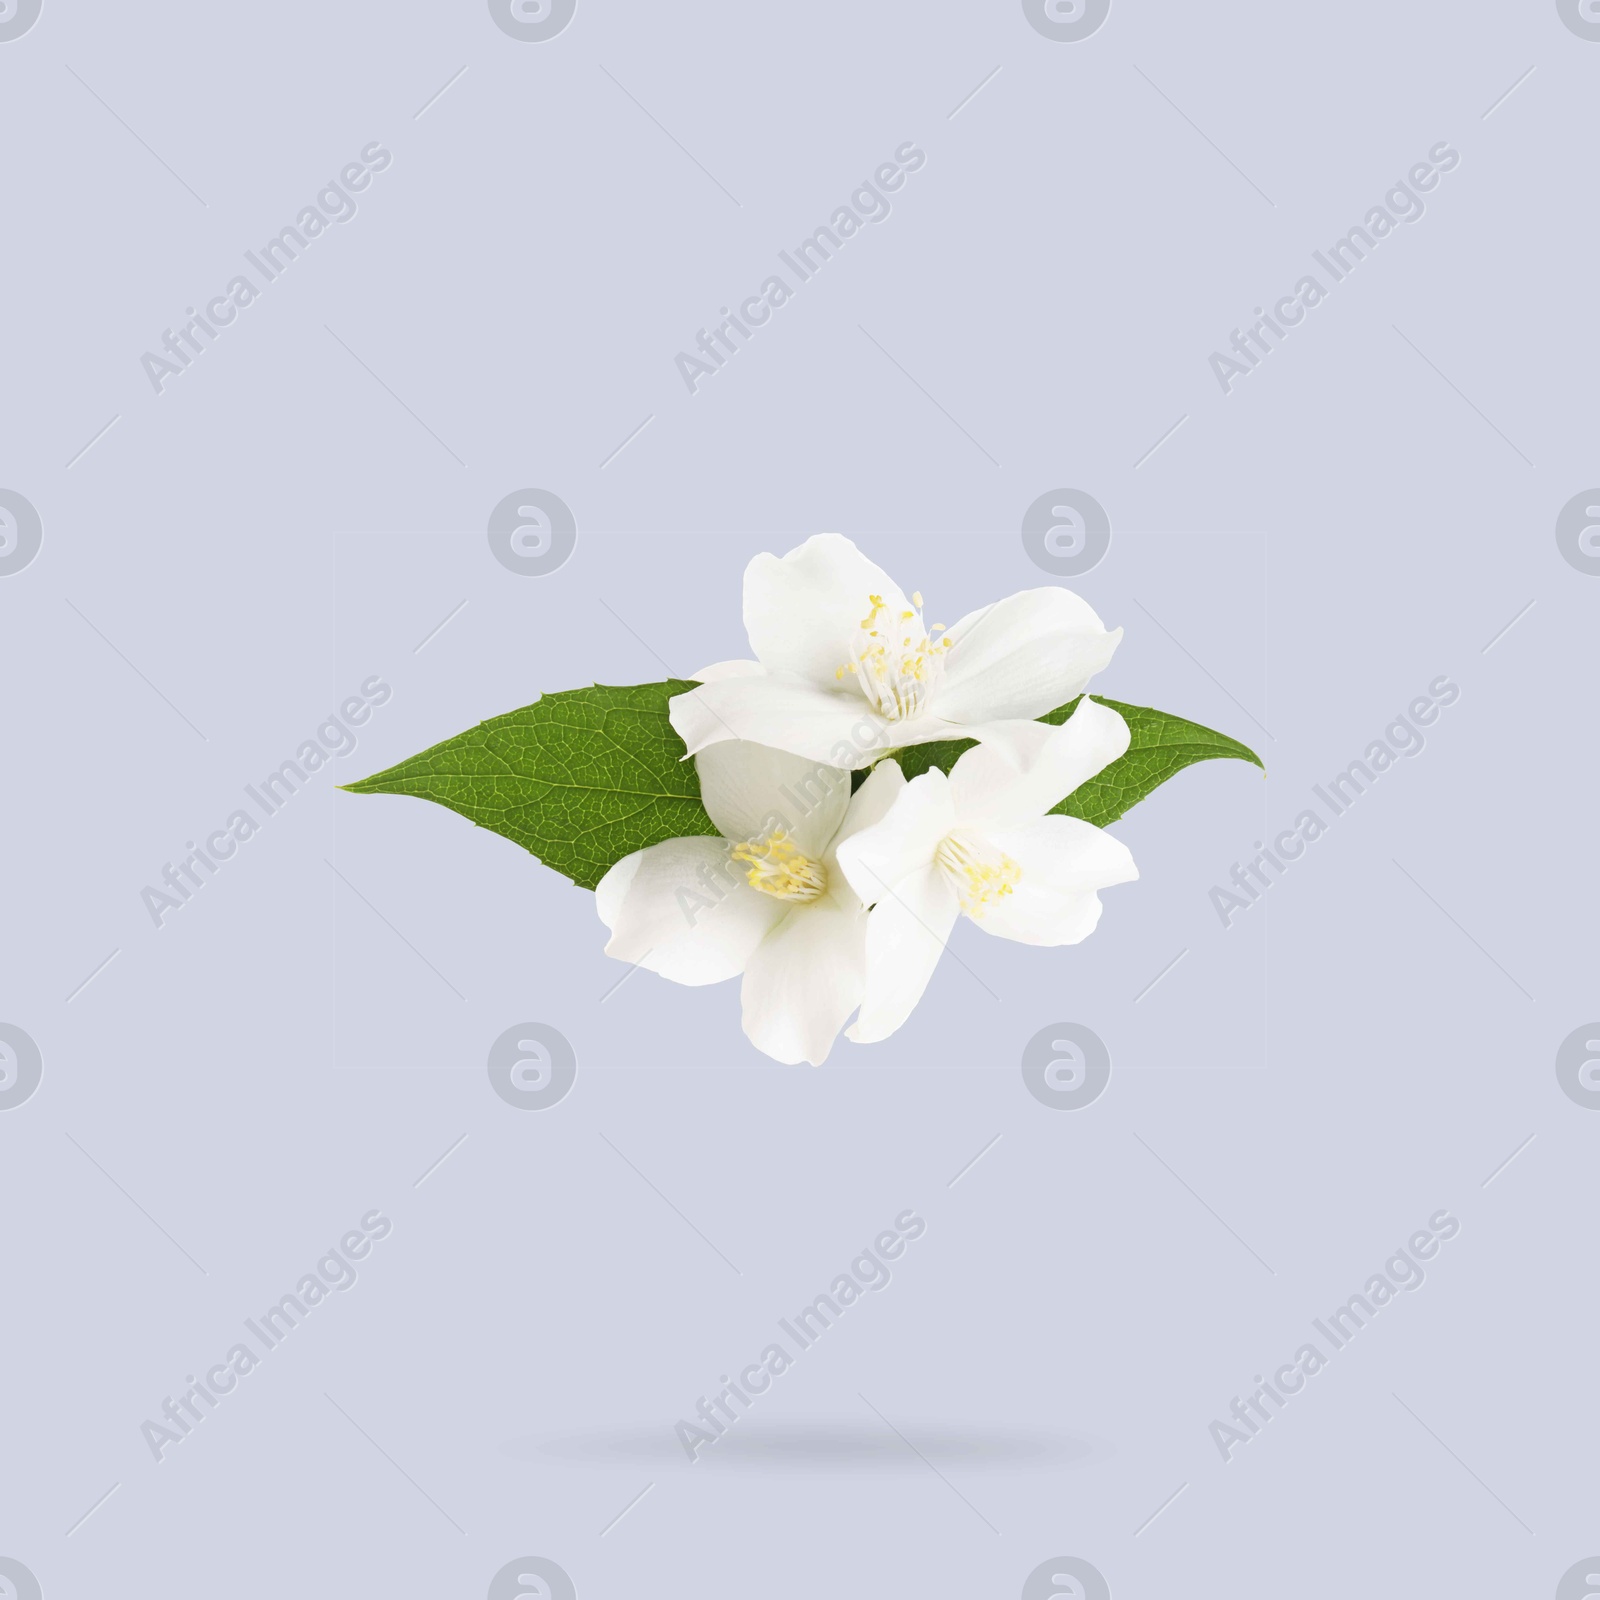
[{"left": 504, "top": 1421, "right": 1109, "bottom": 1473}]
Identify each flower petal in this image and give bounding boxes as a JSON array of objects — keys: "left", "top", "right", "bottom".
[
  {"left": 670, "top": 672, "right": 887, "bottom": 765},
  {"left": 743, "top": 533, "right": 910, "bottom": 686},
  {"left": 739, "top": 897, "right": 866, "bottom": 1065},
  {"left": 970, "top": 884, "right": 1108, "bottom": 946},
  {"left": 948, "top": 697, "right": 1131, "bottom": 833},
  {"left": 596, "top": 837, "right": 785, "bottom": 984},
  {"left": 847, "top": 863, "right": 961, "bottom": 1044},
  {"left": 866, "top": 712, "right": 974, "bottom": 750},
  {"left": 969, "top": 814, "right": 1137, "bottom": 946},
  {"left": 826, "top": 756, "right": 906, "bottom": 871},
  {"left": 936, "top": 587, "right": 1121, "bottom": 724},
  {"left": 694, "top": 741, "right": 851, "bottom": 859},
  {"left": 834, "top": 768, "right": 957, "bottom": 909},
  {"left": 691, "top": 659, "right": 763, "bottom": 682},
  {"left": 995, "top": 814, "right": 1138, "bottom": 893},
  {"left": 593, "top": 846, "right": 639, "bottom": 932}
]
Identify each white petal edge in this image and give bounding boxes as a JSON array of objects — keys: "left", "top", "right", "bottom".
[
  {"left": 969, "top": 885, "right": 1108, "bottom": 947},
  {"left": 670, "top": 672, "right": 891, "bottom": 765},
  {"left": 826, "top": 757, "right": 907, "bottom": 876},
  {"left": 948, "top": 697, "right": 1131, "bottom": 833},
  {"left": 937, "top": 587, "right": 1122, "bottom": 725},
  {"left": 846, "top": 862, "right": 961, "bottom": 1044},
  {"left": 595, "top": 837, "right": 786, "bottom": 985},
  {"left": 691, "top": 659, "right": 764, "bottom": 682},
  {"left": 594, "top": 849, "right": 639, "bottom": 933},
  {"left": 993, "top": 814, "right": 1139, "bottom": 894},
  {"left": 743, "top": 533, "right": 910, "bottom": 687},
  {"left": 969, "top": 814, "right": 1137, "bottom": 946},
  {"left": 694, "top": 740, "right": 851, "bottom": 860},
  {"left": 740, "top": 896, "right": 866, "bottom": 1066},
  {"left": 834, "top": 769, "right": 956, "bottom": 909}
]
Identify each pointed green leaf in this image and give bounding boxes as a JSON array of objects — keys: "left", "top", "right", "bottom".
[{"left": 341, "top": 680, "right": 718, "bottom": 890}]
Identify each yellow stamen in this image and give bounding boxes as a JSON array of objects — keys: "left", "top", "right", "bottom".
[
  {"left": 731, "top": 830, "right": 827, "bottom": 903},
  {"left": 936, "top": 832, "right": 1021, "bottom": 919},
  {"left": 834, "top": 583, "right": 948, "bottom": 721}
]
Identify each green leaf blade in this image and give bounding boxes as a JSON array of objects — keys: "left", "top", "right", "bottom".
[{"left": 342, "top": 680, "right": 720, "bottom": 890}]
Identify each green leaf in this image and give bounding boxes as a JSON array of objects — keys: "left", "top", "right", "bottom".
[
  {"left": 341, "top": 680, "right": 719, "bottom": 891},
  {"left": 345, "top": 683, "right": 1262, "bottom": 890},
  {"left": 878, "top": 696, "right": 1262, "bottom": 830}
]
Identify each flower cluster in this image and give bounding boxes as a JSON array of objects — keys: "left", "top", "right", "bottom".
[{"left": 595, "top": 535, "right": 1138, "bottom": 1065}]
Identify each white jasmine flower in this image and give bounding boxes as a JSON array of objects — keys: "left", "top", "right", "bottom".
[
  {"left": 670, "top": 533, "right": 1122, "bottom": 767},
  {"left": 835, "top": 697, "right": 1138, "bottom": 1043},
  {"left": 595, "top": 741, "right": 906, "bottom": 1066}
]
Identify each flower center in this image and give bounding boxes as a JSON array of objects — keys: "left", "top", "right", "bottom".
[
  {"left": 936, "top": 830, "right": 1021, "bottom": 918},
  {"left": 731, "top": 829, "right": 828, "bottom": 903},
  {"left": 835, "top": 590, "right": 952, "bottom": 722}
]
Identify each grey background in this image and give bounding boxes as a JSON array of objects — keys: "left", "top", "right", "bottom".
[{"left": 2, "top": 1, "right": 1596, "bottom": 1595}]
